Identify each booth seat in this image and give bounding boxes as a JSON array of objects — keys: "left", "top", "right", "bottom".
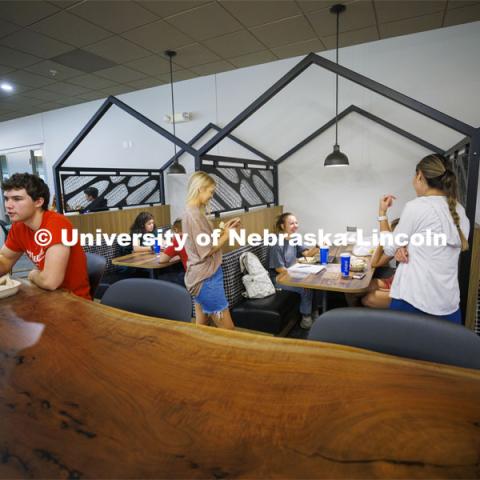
[{"left": 222, "top": 245, "right": 300, "bottom": 335}]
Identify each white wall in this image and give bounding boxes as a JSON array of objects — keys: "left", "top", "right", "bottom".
[{"left": 0, "top": 21, "right": 479, "bottom": 231}]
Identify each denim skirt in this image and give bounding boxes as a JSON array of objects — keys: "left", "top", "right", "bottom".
[{"left": 194, "top": 266, "right": 229, "bottom": 315}]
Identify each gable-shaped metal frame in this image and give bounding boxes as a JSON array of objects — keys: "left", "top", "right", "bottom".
[{"left": 196, "top": 52, "right": 479, "bottom": 319}]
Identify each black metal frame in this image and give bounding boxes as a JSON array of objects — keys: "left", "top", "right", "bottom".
[
  {"left": 53, "top": 95, "right": 200, "bottom": 214},
  {"left": 194, "top": 52, "right": 479, "bottom": 320}
]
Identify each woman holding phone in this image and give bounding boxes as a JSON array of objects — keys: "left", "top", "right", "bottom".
[{"left": 183, "top": 171, "right": 240, "bottom": 329}]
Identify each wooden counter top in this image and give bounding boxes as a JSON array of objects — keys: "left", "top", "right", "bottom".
[{"left": 1, "top": 282, "right": 480, "bottom": 479}]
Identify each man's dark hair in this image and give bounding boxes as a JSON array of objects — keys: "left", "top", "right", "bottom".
[
  {"left": 2, "top": 172, "right": 50, "bottom": 211},
  {"left": 84, "top": 187, "right": 99, "bottom": 199}
]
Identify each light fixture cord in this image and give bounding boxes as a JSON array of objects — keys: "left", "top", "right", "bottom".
[
  {"left": 169, "top": 54, "right": 177, "bottom": 157},
  {"left": 335, "top": 8, "right": 339, "bottom": 146}
]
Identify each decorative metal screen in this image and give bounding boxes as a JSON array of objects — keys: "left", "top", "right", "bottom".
[
  {"left": 444, "top": 139, "right": 469, "bottom": 206},
  {"left": 202, "top": 164, "right": 275, "bottom": 214},
  {"left": 60, "top": 172, "right": 162, "bottom": 212}
]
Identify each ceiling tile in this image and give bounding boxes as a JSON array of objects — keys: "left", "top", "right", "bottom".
[
  {"left": 189, "top": 60, "right": 235, "bottom": 76},
  {"left": 446, "top": 1, "right": 480, "bottom": 9},
  {"left": 444, "top": 2, "right": 480, "bottom": 24},
  {"left": 99, "top": 85, "right": 136, "bottom": 96},
  {"left": 251, "top": 15, "right": 317, "bottom": 48},
  {"left": 95, "top": 65, "right": 147, "bottom": 82},
  {"left": 126, "top": 77, "right": 165, "bottom": 89},
  {"left": 122, "top": 19, "right": 193, "bottom": 53},
  {"left": 375, "top": 1, "right": 446, "bottom": 23},
  {"left": 0, "top": 19, "right": 20, "bottom": 39},
  {"left": 0, "top": 93, "right": 45, "bottom": 107},
  {"left": 49, "top": 1, "right": 84, "bottom": 8},
  {"left": 84, "top": 36, "right": 151, "bottom": 64},
  {"left": 0, "top": 1, "right": 60, "bottom": 26},
  {"left": 70, "top": 1, "right": 159, "bottom": 34},
  {"left": 31, "top": 11, "right": 112, "bottom": 47},
  {"left": 51, "top": 49, "right": 116, "bottom": 73},
  {"left": 203, "top": 30, "right": 266, "bottom": 58},
  {"left": 0, "top": 64, "right": 15, "bottom": 75},
  {"left": 66, "top": 74, "right": 119, "bottom": 89},
  {"left": 54, "top": 96, "right": 86, "bottom": 106},
  {"left": 22, "top": 88, "right": 63, "bottom": 101},
  {"left": 42, "top": 81, "right": 90, "bottom": 95},
  {"left": 126, "top": 55, "right": 181, "bottom": 76},
  {"left": 0, "top": 30, "right": 74, "bottom": 59},
  {"left": 297, "top": 0, "right": 356, "bottom": 14},
  {"left": 158, "top": 69, "right": 199, "bottom": 82},
  {"left": 271, "top": 38, "right": 325, "bottom": 58},
  {"left": 0, "top": 82, "right": 32, "bottom": 94},
  {"left": 0, "top": 46, "right": 41, "bottom": 68},
  {"left": 379, "top": 12, "right": 443, "bottom": 38},
  {"left": 2, "top": 70, "right": 56, "bottom": 88},
  {"left": 220, "top": 0, "right": 302, "bottom": 27},
  {"left": 165, "top": 3, "right": 243, "bottom": 41},
  {"left": 229, "top": 50, "right": 277, "bottom": 68},
  {"left": 137, "top": 1, "right": 211, "bottom": 19},
  {"left": 173, "top": 43, "right": 220, "bottom": 68},
  {"left": 322, "top": 25, "right": 379, "bottom": 48},
  {"left": 307, "top": 1, "right": 376, "bottom": 37},
  {"left": 24, "top": 59, "right": 85, "bottom": 80},
  {"left": 75, "top": 91, "right": 107, "bottom": 101}
]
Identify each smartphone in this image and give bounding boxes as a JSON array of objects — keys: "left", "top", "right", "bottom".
[{"left": 352, "top": 273, "right": 366, "bottom": 280}]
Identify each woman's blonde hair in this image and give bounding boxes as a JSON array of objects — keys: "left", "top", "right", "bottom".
[
  {"left": 186, "top": 171, "right": 216, "bottom": 207},
  {"left": 416, "top": 154, "right": 468, "bottom": 251}
]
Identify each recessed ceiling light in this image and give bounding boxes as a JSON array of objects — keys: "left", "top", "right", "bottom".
[{"left": 1, "top": 83, "right": 14, "bottom": 92}]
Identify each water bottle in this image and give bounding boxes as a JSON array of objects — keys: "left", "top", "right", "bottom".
[{"left": 154, "top": 239, "right": 161, "bottom": 255}]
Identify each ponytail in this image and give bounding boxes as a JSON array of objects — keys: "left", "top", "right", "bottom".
[{"left": 417, "top": 154, "right": 468, "bottom": 251}]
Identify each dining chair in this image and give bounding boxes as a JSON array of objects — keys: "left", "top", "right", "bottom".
[
  {"left": 85, "top": 252, "right": 107, "bottom": 299},
  {"left": 101, "top": 278, "right": 192, "bottom": 323},
  {"left": 308, "top": 307, "right": 480, "bottom": 369}
]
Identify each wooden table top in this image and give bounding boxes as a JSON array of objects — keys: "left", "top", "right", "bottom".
[
  {"left": 277, "top": 245, "right": 375, "bottom": 294},
  {"left": 112, "top": 251, "right": 180, "bottom": 269},
  {"left": 2, "top": 282, "right": 480, "bottom": 479}
]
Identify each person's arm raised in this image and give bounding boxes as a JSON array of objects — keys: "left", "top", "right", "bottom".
[{"left": 28, "top": 244, "right": 69, "bottom": 291}]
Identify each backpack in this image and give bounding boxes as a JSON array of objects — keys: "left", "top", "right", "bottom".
[{"left": 239, "top": 252, "right": 275, "bottom": 299}]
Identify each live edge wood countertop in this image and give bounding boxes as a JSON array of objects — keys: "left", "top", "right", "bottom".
[{"left": 1, "top": 282, "right": 480, "bottom": 479}]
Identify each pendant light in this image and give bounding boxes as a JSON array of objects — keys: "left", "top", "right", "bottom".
[
  {"left": 166, "top": 50, "right": 186, "bottom": 175},
  {"left": 324, "top": 4, "right": 349, "bottom": 167}
]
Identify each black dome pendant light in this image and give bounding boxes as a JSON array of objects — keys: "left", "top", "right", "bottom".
[
  {"left": 166, "top": 50, "right": 186, "bottom": 175},
  {"left": 324, "top": 4, "right": 349, "bottom": 167}
]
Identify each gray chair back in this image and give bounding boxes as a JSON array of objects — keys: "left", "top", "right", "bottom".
[
  {"left": 308, "top": 308, "right": 480, "bottom": 370},
  {"left": 101, "top": 278, "right": 192, "bottom": 323},
  {"left": 86, "top": 252, "right": 107, "bottom": 299}
]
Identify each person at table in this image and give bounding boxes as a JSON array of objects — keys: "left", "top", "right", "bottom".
[
  {"left": 269, "top": 212, "right": 319, "bottom": 329},
  {"left": 183, "top": 171, "right": 240, "bottom": 330},
  {"left": 357, "top": 200, "right": 399, "bottom": 309},
  {"left": 129, "top": 212, "right": 157, "bottom": 253},
  {"left": 382, "top": 154, "right": 469, "bottom": 323},
  {"left": 81, "top": 187, "right": 108, "bottom": 213},
  {"left": 0, "top": 173, "right": 91, "bottom": 299}
]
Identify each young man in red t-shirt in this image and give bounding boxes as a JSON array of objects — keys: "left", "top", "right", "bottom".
[{"left": 0, "top": 173, "right": 91, "bottom": 300}]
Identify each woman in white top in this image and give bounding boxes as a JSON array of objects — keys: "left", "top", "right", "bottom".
[{"left": 382, "top": 154, "right": 469, "bottom": 324}]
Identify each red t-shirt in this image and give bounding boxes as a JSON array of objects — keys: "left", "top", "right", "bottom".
[
  {"left": 163, "top": 235, "right": 188, "bottom": 270},
  {"left": 6, "top": 210, "right": 91, "bottom": 300}
]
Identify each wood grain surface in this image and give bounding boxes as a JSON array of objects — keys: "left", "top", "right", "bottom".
[
  {"left": 111, "top": 251, "right": 180, "bottom": 269},
  {"left": 277, "top": 245, "right": 375, "bottom": 294},
  {"left": 1, "top": 282, "right": 480, "bottom": 479}
]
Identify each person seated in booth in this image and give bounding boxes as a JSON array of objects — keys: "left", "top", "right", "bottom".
[
  {"left": 0, "top": 173, "right": 91, "bottom": 300},
  {"left": 269, "top": 212, "right": 319, "bottom": 329},
  {"left": 81, "top": 187, "right": 108, "bottom": 213},
  {"left": 129, "top": 212, "right": 157, "bottom": 253},
  {"left": 157, "top": 218, "right": 188, "bottom": 286}
]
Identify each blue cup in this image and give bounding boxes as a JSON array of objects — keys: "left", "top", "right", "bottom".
[
  {"left": 320, "top": 246, "right": 329, "bottom": 265},
  {"left": 154, "top": 239, "right": 161, "bottom": 255},
  {"left": 340, "top": 253, "right": 351, "bottom": 277}
]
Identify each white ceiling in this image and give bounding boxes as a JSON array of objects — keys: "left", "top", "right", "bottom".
[{"left": 0, "top": 0, "right": 479, "bottom": 122}]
